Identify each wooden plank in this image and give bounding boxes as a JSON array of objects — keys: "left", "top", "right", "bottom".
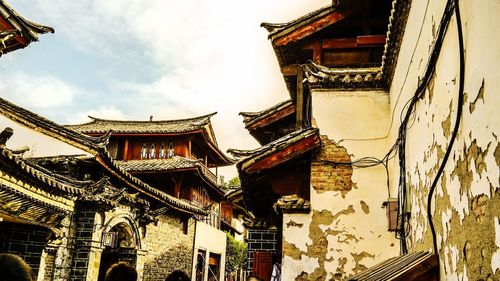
[
  {"left": 357, "top": 35, "right": 386, "bottom": 46},
  {"left": 246, "top": 134, "right": 320, "bottom": 173},
  {"left": 275, "top": 10, "right": 352, "bottom": 46}
]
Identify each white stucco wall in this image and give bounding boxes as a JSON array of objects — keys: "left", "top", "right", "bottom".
[
  {"left": 0, "top": 114, "right": 90, "bottom": 157},
  {"left": 386, "top": 0, "right": 500, "bottom": 280},
  {"left": 192, "top": 221, "right": 227, "bottom": 281}
]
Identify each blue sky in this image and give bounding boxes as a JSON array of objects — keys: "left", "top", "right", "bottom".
[{"left": 0, "top": 0, "right": 329, "bottom": 178}]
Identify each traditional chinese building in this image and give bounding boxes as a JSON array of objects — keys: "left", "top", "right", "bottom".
[
  {"left": 66, "top": 114, "right": 235, "bottom": 281},
  {"left": 0, "top": 0, "right": 53, "bottom": 56},
  {"left": 0, "top": 97, "right": 216, "bottom": 281},
  {"left": 233, "top": 0, "right": 499, "bottom": 280}
]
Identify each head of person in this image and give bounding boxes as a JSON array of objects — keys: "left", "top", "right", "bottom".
[
  {"left": 0, "top": 253, "right": 34, "bottom": 281},
  {"left": 165, "top": 270, "right": 190, "bottom": 281},
  {"left": 105, "top": 262, "right": 137, "bottom": 281},
  {"left": 247, "top": 275, "right": 262, "bottom": 281}
]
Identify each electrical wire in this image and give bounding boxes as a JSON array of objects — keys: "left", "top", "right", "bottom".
[
  {"left": 395, "top": 0, "right": 457, "bottom": 254},
  {"left": 427, "top": 0, "right": 464, "bottom": 257}
]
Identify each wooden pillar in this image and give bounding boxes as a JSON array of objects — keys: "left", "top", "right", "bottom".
[
  {"left": 312, "top": 40, "right": 322, "bottom": 64},
  {"left": 188, "top": 139, "right": 192, "bottom": 157},
  {"left": 123, "top": 138, "right": 130, "bottom": 160},
  {"left": 296, "top": 69, "right": 304, "bottom": 129}
]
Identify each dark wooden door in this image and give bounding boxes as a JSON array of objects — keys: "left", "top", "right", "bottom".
[{"left": 253, "top": 251, "right": 273, "bottom": 281}]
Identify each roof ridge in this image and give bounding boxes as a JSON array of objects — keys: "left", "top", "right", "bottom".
[{"left": 84, "top": 112, "right": 217, "bottom": 124}]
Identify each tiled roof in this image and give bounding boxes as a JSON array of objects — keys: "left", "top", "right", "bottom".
[
  {"left": 346, "top": 251, "right": 438, "bottom": 281},
  {"left": 303, "top": 62, "right": 384, "bottom": 89},
  {"left": 0, "top": 97, "right": 207, "bottom": 215},
  {"left": 273, "top": 194, "right": 310, "bottom": 213},
  {"left": 0, "top": 146, "right": 85, "bottom": 196},
  {"left": 116, "top": 157, "right": 200, "bottom": 172},
  {"left": 116, "top": 157, "right": 224, "bottom": 195},
  {"left": 239, "top": 100, "right": 294, "bottom": 127},
  {"left": 66, "top": 113, "right": 216, "bottom": 135},
  {"left": 0, "top": 0, "right": 54, "bottom": 55}
]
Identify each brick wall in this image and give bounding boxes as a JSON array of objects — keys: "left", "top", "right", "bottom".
[
  {"left": 246, "top": 229, "right": 279, "bottom": 273},
  {"left": 311, "top": 136, "right": 353, "bottom": 196},
  {"left": 143, "top": 214, "right": 195, "bottom": 281},
  {"left": 69, "top": 203, "right": 97, "bottom": 281},
  {"left": 0, "top": 221, "right": 50, "bottom": 275}
]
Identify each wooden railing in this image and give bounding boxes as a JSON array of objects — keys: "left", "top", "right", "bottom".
[{"left": 188, "top": 155, "right": 218, "bottom": 185}]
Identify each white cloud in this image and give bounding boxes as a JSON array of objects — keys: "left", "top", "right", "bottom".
[
  {"left": 71, "top": 106, "right": 126, "bottom": 124},
  {"left": 0, "top": 73, "right": 79, "bottom": 109},
  {"left": 6, "top": 0, "right": 331, "bottom": 178}
]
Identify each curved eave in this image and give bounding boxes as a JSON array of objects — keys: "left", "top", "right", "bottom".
[
  {"left": 233, "top": 128, "right": 320, "bottom": 174},
  {"left": 0, "top": 97, "right": 108, "bottom": 155},
  {"left": 0, "top": 0, "right": 54, "bottom": 42}
]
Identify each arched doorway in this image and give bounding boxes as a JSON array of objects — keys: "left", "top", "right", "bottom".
[{"left": 97, "top": 222, "right": 137, "bottom": 281}]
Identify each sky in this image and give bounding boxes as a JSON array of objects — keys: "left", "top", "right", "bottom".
[{"left": 0, "top": 0, "right": 330, "bottom": 179}]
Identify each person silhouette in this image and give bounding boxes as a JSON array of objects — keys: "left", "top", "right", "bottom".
[
  {"left": 105, "top": 262, "right": 138, "bottom": 281},
  {"left": 0, "top": 253, "right": 35, "bottom": 281}
]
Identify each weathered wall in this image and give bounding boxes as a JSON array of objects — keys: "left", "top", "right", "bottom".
[
  {"left": 192, "top": 221, "right": 227, "bottom": 281},
  {"left": 143, "top": 214, "right": 195, "bottom": 281},
  {"left": 388, "top": 0, "right": 500, "bottom": 280},
  {"left": 281, "top": 90, "right": 399, "bottom": 280}
]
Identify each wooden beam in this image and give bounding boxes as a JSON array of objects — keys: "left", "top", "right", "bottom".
[
  {"left": 357, "top": 35, "right": 386, "bottom": 46},
  {"left": 322, "top": 38, "right": 358, "bottom": 49},
  {"left": 296, "top": 69, "right": 304, "bottom": 129},
  {"left": 275, "top": 10, "right": 352, "bottom": 46},
  {"left": 281, "top": 64, "right": 299, "bottom": 76}
]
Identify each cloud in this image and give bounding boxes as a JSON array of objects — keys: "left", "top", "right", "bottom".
[
  {"left": 5, "top": 0, "right": 331, "bottom": 178},
  {"left": 0, "top": 73, "right": 79, "bottom": 109},
  {"left": 70, "top": 106, "right": 126, "bottom": 124}
]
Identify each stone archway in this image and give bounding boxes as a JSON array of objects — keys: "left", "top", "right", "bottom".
[{"left": 97, "top": 217, "right": 141, "bottom": 281}]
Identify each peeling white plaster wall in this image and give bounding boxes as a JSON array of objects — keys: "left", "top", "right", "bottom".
[
  {"left": 388, "top": 0, "right": 500, "bottom": 280},
  {"left": 280, "top": 90, "right": 399, "bottom": 280}
]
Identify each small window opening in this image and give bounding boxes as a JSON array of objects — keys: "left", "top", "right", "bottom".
[
  {"left": 141, "top": 144, "right": 148, "bottom": 159},
  {"left": 168, "top": 143, "right": 175, "bottom": 158},
  {"left": 159, "top": 144, "right": 166, "bottom": 158},
  {"left": 149, "top": 144, "right": 156, "bottom": 158}
]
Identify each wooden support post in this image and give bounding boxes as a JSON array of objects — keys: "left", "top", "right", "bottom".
[
  {"left": 296, "top": 69, "right": 304, "bottom": 129},
  {"left": 188, "top": 139, "right": 192, "bottom": 157},
  {"left": 312, "top": 40, "right": 322, "bottom": 64},
  {"left": 123, "top": 138, "right": 129, "bottom": 160}
]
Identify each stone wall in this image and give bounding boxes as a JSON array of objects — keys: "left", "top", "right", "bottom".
[{"left": 143, "top": 214, "right": 195, "bottom": 281}]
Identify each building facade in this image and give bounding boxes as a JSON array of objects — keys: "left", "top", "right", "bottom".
[{"left": 233, "top": 0, "right": 499, "bottom": 280}]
